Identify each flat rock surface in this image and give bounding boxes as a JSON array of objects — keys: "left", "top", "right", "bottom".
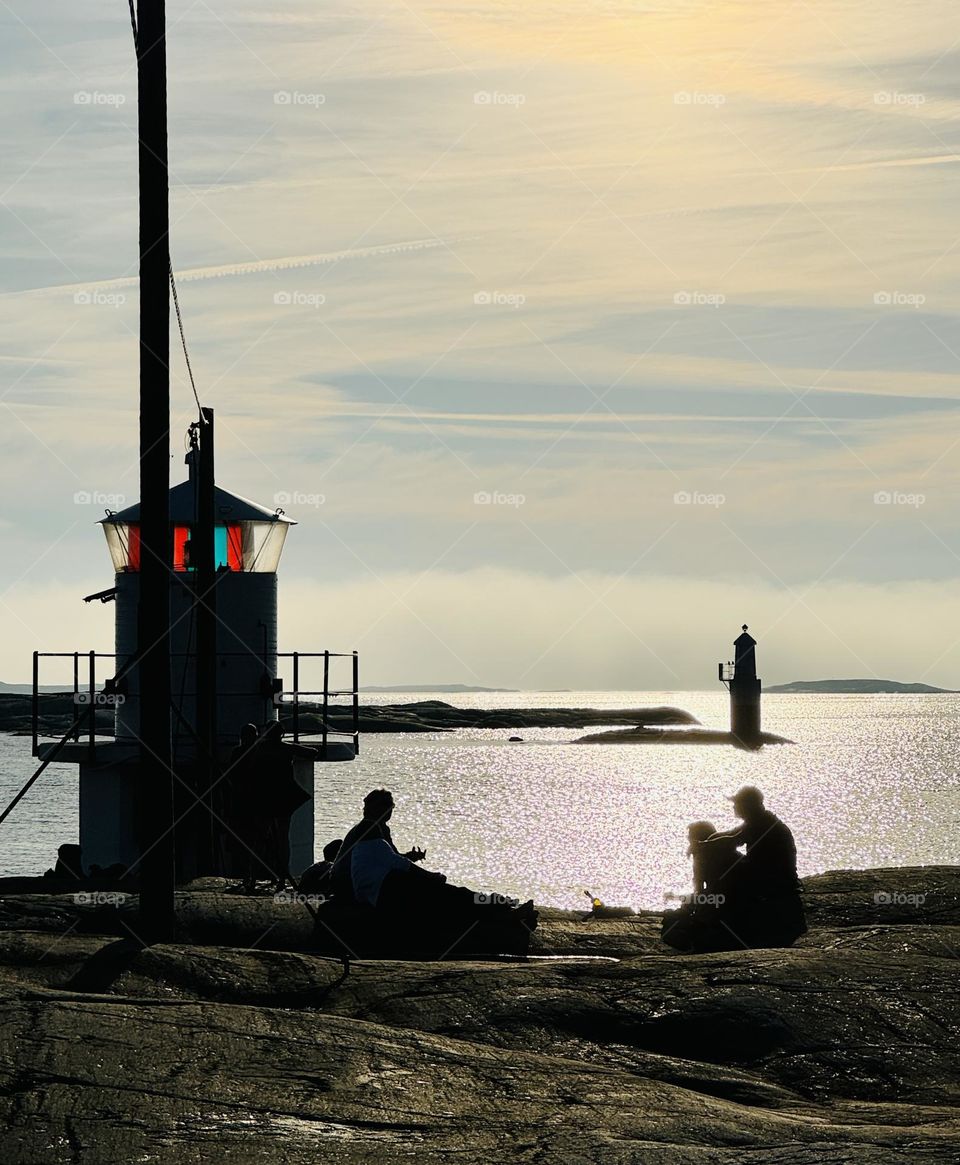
[{"left": 0, "top": 866, "right": 957, "bottom": 1162}]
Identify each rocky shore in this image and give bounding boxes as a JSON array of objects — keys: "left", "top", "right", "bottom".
[
  {"left": 5, "top": 692, "right": 698, "bottom": 738},
  {"left": 0, "top": 865, "right": 957, "bottom": 1161}
]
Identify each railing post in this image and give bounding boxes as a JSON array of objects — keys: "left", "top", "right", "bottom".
[
  {"left": 292, "top": 651, "right": 300, "bottom": 743},
  {"left": 322, "top": 651, "right": 330, "bottom": 760},
  {"left": 72, "top": 652, "right": 80, "bottom": 742},
  {"left": 352, "top": 650, "right": 359, "bottom": 756},
  {"left": 31, "top": 652, "right": 39, "bottom": 757},
  {"left": 88, "top": 650, "right": 96, "bottom": 757}
]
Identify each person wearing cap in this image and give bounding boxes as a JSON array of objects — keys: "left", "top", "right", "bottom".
[
  {"left": 711, "top": 786, "right": 798, "bottom": 891},
  {"left": 331, "top": 788, "right": 427, "bottom": 903},
  {"left": 704, "top": 785, "right": 805, "bottom": 943}
]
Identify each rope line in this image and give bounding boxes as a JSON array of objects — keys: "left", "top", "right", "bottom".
[
  {"left": 0, "top": 709, "right": 94, "bottom": 829},
  {"left": 170, "top": 264, "right": 204, "bottom": 416}
]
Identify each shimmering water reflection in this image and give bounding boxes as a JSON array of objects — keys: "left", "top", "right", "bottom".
[
  {"left": 2, "top": 691, "right": 957, "bottom": 909},
  {"left": 319, "top": 691, "right": 959, "bottom": 909}
]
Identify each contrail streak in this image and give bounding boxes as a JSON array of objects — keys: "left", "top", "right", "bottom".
[{"left": 3, "top": 236, "right": 471, "bottom": 299}]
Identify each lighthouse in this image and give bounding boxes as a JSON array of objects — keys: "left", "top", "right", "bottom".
[
  {"left": 719, "top": 625, "right": 762, "bottom": 747},
  {"left": 33, "top": 417, "right": 359, "bottom": 883},
  {"left": 22, "top": 4, "right": 361, "bottom": 934},
  {"left": 104, "top": 438, "right": 292, "bottom": 753}
]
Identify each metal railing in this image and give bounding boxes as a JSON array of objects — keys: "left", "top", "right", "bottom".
[{"left": 31, "top": 650, "right": 360, "bottom": 760}]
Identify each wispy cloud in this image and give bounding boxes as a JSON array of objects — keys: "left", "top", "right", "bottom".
[
  {"left": 2, "top": 0, "right": 960, "bottom": 682},
  {"left": 2, "top": 236, "right": 470, "bottom": 299}
]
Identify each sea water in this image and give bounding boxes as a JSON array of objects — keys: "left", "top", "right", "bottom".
[{"left": 2, "top": 691, "right": 957, "bottom": 910}]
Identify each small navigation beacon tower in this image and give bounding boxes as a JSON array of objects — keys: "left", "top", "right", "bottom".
[
  {"left": 32, "top": 412, "right": 359, "bottom": 882},
  {"left": 719, "top": 624, "right": 762, "bottom": 747}
]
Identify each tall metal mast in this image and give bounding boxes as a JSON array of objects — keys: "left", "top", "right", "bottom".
[
  {"left": 136, "top": 0, "right": 176, "bottom": 940},
  {"left": 194, "top": 406, "right": 219, "bottom": 872}
]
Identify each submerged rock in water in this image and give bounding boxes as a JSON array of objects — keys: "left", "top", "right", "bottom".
[{"left": 575, "top": 726, "right": 793, "bottom": 745}]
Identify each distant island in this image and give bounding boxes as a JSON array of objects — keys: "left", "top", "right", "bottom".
[
  {"left": 766, "top": 678, "right": 956, "bottom": 694},
  {"left": 0, "top": 681, "right": 65, "bottom": 695},
  {"left": 359, "top": 684, "right": 519, "bottom": 694}
]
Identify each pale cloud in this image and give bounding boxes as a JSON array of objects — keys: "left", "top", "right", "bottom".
[
  {"left": 14, "top": 569, "right": 960, "bottom": 692},
  {"left": 1, "top": 0, "right": 959, "bottom": 683}
]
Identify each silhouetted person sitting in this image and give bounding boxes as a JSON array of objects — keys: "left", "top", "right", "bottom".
[
  {"left": 704, "top": 785, "right": 805, "bottom": 944},
  {"left": 259, "top": 721, "right": 310, "bottom": 893},
  {"left": 44, "top": 843, "right": 83, "bottom": 881},
  {"left": 661, "top": 823, "right": 739, "bottom": 951},
  {"left": 332, "top": 789, "right": 426, "bottom": 901},
  {"left": 299, "top": 839, "right": 342, "bottom": 896},
  {"left": 708, "top": 786, "right": 798, "bottom": 889},
  {"left": 226, "top": 723, "right": 265, "bottom": 893},
  {"left": 332, "top": 789, "right": 536, "bottom": 928},
  {"left": 686, "top": 821, "right": 739, "bottom": 899}
]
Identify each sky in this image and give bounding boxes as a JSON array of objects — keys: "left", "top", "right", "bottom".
[{"left": 2, "top": 0, "right": 960, "bottom": 690}]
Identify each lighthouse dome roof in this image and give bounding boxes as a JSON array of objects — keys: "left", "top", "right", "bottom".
[{"left": 101, "top": 480, "right": 297, "bottom": 526}]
